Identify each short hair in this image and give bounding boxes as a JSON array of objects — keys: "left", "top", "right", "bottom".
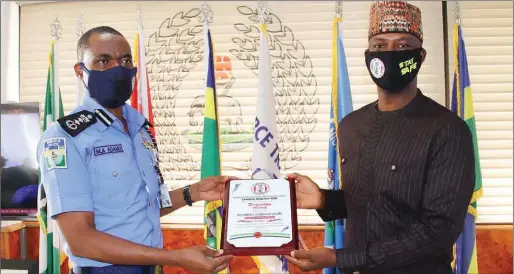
[{"left": 76, "top": 26, "right": 123, "bottom": 62}]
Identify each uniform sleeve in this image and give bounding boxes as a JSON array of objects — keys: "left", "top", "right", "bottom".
[
  {"left": 316, "top": 190, "right": 347, "bottom": 221},
  {"left": 38, "top": 127, "right": 93, "bottom": 218},
  {"left": 335, "top": 121, "right": 475, "bottom": 272}
]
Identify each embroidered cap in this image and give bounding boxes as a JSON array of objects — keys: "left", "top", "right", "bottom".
[{"left": 368, "top": 1, "right": 423, "bottom": 42}]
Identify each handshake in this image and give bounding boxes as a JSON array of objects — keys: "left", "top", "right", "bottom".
[{"left": 178, "top": 173, "right": 334, "bottom": 273}]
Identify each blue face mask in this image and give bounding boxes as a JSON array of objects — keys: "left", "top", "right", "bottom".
[{"left": 80, "top": 63, "right": 137, "bottom": 108}]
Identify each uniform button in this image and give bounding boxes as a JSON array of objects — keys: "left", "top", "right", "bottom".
[
  {"left": 113, "top": 171, "right": 118, "bottom": 177},
  {"left": 391, "top": 165, "right": 397, "bottom": 171},
  {"left": 341, "top": 158, "right": 346, "bottom": 164}
]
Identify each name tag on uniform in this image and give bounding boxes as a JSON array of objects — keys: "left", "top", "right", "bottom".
[{"left": 94, "top": 144, "right": 124, "bottom": 157}]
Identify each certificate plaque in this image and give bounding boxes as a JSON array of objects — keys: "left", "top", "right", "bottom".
[{"left": 220, "top": 178, "right": 299, "bottom": 256}]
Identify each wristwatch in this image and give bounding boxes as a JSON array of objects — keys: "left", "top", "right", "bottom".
[{"left": 183, "top": 185, "right": 193, "bottom": 206}]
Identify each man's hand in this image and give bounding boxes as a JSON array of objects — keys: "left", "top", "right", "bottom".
[
  {"left": 287, "top": 173, "right": 324, "bottom": 209},
  {"left": 176, "top": 246, "right": 233, "bottom": 273},
  {"left": 190, "top": 176, "right": 238, "bottom": 202},
  {"left": 285, "top": 247, "right": 337, "bottom": 272}
]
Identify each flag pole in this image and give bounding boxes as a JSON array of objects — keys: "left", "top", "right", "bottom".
[
  {"left": 451, "top": 3, "right": 460, "bottom": 270},
  {"left": 335, "top": 0, "right": 342, "bottom": 19},
  {"left": 75, "top": 14, "right": 85, "bottom": 107},
  {"left": 50, "top": 18, "right": 61, "bottom": 121},
  {"left": 199, "top": 1, "right": 214, "bottom": 26},
  {"left": 76, "top": 14, "right": 85, "bottom": 37},
  {"left": 137, "top": 5, "right": 143, "bottom": 30},
  {"left": 136, "top": 4, "right": 143, "bottom": 110},
  {"left": 199, "top": 1, "right": 214, "bottom": 88},
  {"left": 257, "top": 1, "right": 271, "bottom": 25},
  {"left": 453, "top": 1, "right": 461, "bottom": 25}
]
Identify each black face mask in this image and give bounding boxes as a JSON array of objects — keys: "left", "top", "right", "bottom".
[{"left": 365, "top": 48, "right": 423, "bottom": 93}]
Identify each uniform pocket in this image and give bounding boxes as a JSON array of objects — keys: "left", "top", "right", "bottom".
[{"left": 92, "top": 153, "right": 140, "bottom": 211}]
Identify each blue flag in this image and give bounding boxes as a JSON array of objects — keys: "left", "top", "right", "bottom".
[{"left": 324, "top": 17, "right": 353, "bottom": 274}]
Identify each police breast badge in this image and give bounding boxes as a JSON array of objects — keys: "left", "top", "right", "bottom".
[
  {"left": 43, "top": 137, "right": 67, "bottom": 170},
  {"left": 142, "top": 138, "right": 154, "bottom": 150},
  {"left": 141, "top": 132, "right": 158, "bottom": 164}
]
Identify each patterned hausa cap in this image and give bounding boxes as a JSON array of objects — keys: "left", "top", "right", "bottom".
[{"left": 368, "top": 1, "right": 423, "bottom": 42}]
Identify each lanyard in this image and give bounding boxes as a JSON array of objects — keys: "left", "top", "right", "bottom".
[{"left": 142, "top": 125, "right": 172, "bottom": 209}]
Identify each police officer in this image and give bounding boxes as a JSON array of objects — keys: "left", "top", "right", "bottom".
[{"left": 37, "top": 26, "right": 234, "bottom": 274}]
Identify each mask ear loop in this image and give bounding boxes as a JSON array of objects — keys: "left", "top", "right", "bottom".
[{"left": 79, "top": 62, "right": 90, "bottom": 90}]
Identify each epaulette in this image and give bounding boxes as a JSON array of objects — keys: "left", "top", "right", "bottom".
[{"left": 57, "top": 110, "right": 97, "bottom": 137}]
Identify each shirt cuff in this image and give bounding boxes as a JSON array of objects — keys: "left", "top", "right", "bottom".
[
  {"left": 336, "top": 245, "right": 367, "bottom": 272},
  {"left": 49, "top": 195, "right": 94, "bottom": 219},
  {"left": 316, "top": 189, "right": 346, "bottom": 221}
]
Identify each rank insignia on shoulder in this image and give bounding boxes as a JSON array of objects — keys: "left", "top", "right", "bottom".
[{"left": 57, "top": 110, "right": 97, "bottom": 137}]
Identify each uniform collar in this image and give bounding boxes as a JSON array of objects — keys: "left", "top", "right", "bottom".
[
  {"left": 122, "top": 103, "right": 147, "bottom": 135},
  {"left": 82, "top": 96, "right": 116, "bottom": 132},
  {"left": 82, "top": 96, "right": 146, "bottom": 133}
]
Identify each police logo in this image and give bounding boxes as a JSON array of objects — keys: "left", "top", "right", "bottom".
[
  {"left": 251, "top": 182, "right": 270, "bottom": 195},
  {"left": 43, "top": 137, "right": 67, "bottom": 170},
  {"left": 370, "top": 58, "right": 385, "bottom": 79}
]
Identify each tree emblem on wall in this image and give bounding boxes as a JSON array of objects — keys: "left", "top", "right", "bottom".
[
  {"left": 230, "top": 5, "right": 320, "bottom": 171},
  {"left": 146, "top": 5, "right": 320, "bottom": 180},
  {"left": 146, "top": 8, "right": 203, "bottom": 181}
]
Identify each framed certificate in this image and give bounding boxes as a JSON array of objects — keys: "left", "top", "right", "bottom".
[{"left": 220, "top": 178, "right": 299, "bottom": 256}]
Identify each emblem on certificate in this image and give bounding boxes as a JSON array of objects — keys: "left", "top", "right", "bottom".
[{"left": 220, "top": 178, "right": 299, "bottom": 256}]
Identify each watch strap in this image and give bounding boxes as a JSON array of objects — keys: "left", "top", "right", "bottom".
[{"left": 183, "top": 185, "right": 193, "bottom": 206}]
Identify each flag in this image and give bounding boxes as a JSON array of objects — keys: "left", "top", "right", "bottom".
[
  {"left": 37, "top": 39, "right": 64, "bottom": 274},
  {"left": 451, "top": 23, "right": 483, "bottom": 274},
  {"left": 130, "top": 20, "right": 155, "bottom": 138},
  {"left": 75, "top": 64, "right": 84, "bottom": 107},
  {"left": 200, "top": 20, "right": 227, "bottom": 274},
  {"left": 323, "top": 17, "right": 354, "bottom": 274},
  {"left": 250, "top": 23, "right": 288, "bottom": 274}
]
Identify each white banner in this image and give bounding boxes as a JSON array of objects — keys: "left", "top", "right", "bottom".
[{"left": 250, "top": 24, "right": 288, "bottom": 274}]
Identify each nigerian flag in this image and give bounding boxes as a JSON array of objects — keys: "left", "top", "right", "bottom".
[
  {"left": 37, "top": 39, "right": 64, "bottom": 274},
  {"left": 201, "top": 19, "right": 227, "bottom": 274}
]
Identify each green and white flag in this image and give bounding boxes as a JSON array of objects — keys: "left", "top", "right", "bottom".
[{"left": 37, "top": 39, "right": 64, "bottom": 274}]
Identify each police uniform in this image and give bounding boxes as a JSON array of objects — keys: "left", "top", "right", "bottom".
[{"left": 37, "top": 96, "right": 170, "bottom": 274}]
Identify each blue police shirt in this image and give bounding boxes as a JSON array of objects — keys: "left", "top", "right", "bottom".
[{"left": 37, "top": 96, "right": 163, "bottom": 267}]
